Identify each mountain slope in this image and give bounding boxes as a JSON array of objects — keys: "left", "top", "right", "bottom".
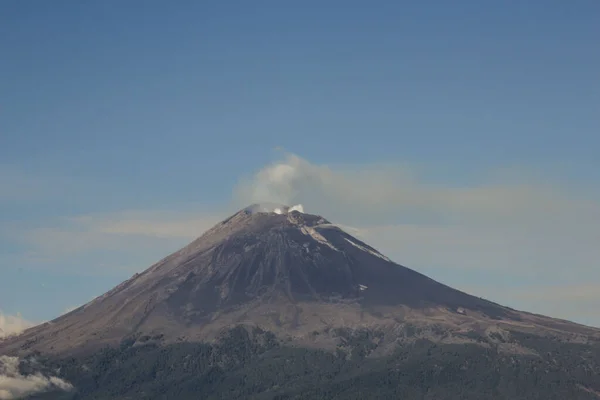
[
  {"left": 1, "top": 204, "right": 598, "bottom": 359},
  {"left": 3, "top": 204, "right": 600, "bottom": 399},
  {"left": 12, "top": 327, "right": 600, "bottom": 400}
]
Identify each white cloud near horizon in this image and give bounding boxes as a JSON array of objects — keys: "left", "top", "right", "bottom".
[
  {"left": 11, "top": 210, "right": 225, "bottom": 260},
  {"left": 0, "top": 312, "right": 36, "bottom": 339},
  {"left": 0, "top": 356, "right": 73, "bottom": 399},
  {"left": 3, "top": 153, "right": 600, "bottom": 326},
  {"left": 459, "top": 283, "right": 600, "bottom": 328}
]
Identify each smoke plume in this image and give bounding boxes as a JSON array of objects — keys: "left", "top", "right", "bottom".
[{"left": 245, "top": 202, "right": 305, "bottom": 215}]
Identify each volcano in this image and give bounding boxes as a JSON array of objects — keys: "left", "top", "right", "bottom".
[{"left": 1, "top": 205, "right": 599, "bottom": 357}]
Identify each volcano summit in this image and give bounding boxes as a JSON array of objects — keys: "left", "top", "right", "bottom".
[
  {"left": 3, "top": 205, "right": 598, "bottom": 358},
  {"left": 2, "top": 205, "right": 600, "bottom": 399}
]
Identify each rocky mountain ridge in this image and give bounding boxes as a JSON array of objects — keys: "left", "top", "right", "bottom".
[{"left": 1, "top": 205, "right": 599, "bottom": 358}]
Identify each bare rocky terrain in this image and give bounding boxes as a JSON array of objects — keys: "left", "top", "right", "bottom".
[
  {"left": 2, "top": 205, "right": 600, "bottom": 399},
  {"left": 2, "top": 205, "right": 598, "bottom": 357}
]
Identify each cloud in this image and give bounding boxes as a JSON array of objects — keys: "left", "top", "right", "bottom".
[
  {"left": 25, "top": 209, "right": 223, "bottom": 251},
  {"left": 7, "top": 209, "right": 225, "bottom": 274},
  {"left": 235, "top": 153, "right": 600, "bottom": 273},
  {"left": 0, "top": 356, "right": 73, "bottom": 399},
  {"left": 72, "top": 210, "right": 224, "bottom": 239},
  {"left": 0, "top": 312, "right": 36, "bottom": 339},
  {"left": 4, "top": 153, "right": 600, "bottom": 326},
  {"left": 511, "top": 283, "right": 600, "bottom": 302},
  {"left": 234, "top": 153, "right": 600, "bottom": 326},
  {"left": 235, "top": 153, "right": 600, "bottom": 227},
  {"left": 460, "top": 283, "right": 600, "bottom": 328}
]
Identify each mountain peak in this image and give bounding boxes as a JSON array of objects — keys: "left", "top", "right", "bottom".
[
  {"left": 2, "top": 205, "right": 599, "bottom": 357},
  {"left": 238, "top": 203, "right": 331, "bottom": 228},
  {"left": 242, "top": 202, "right": 306, "bottom": 215}
]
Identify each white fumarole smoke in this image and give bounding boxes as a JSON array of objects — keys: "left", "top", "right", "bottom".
[
  {"left": 288, "top": 204, "right": 304, "bottom": 213},
  {"left": 246, "top": 203, "right": 305, "bottom": 215},
  {"left": 0, "top": 357, "right": 73, "bottom": 400},
  {"left": 237, "top": 153, "right": 369, "bottom": 222},
  {"left": 273, "top": 204, "right": 305, "bottom": 214},
  {"left": 239, "top": 155, "right": 314, "bottom": 207}
]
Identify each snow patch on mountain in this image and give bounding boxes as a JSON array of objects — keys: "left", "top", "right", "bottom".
[
  {"left": 344, "top": 237, "right": 391, "bottom": 262},
  {"left": 300, "top": 226, "right": 339, "bottom": 251}
]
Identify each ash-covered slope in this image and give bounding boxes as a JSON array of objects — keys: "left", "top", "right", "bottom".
[{"left": 2, "top": 205, "right": 598, "bottom": 356}]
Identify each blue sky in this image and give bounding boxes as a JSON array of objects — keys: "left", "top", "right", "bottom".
[{"left": 1, "top": 1, "right": 599, "bottom": 332}]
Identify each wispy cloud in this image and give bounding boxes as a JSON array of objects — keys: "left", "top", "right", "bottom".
[
  {"left": 3, "top": 153, "right": 600, "bottom": 326},
  {"left": 0, "top": 312, "right": 36, "bottom": 339},
  {"left": 234, "top": 153, "right": 600, "bottom": 326},
  {"left": 70, "top": 210, "right": 224, "bottom": 239},
  {"left": 0, "top": 356, "right": 73, "bottom": 399},
  {"left": 9, "top": 209, "right": 224, "bottom": 272},
  {"left": 460, "top": 283, "right": 600, "bottom": 327},
  {"left": 235, "top": 153, "right": 599, "bottom": 227},
  {"left": 235, "top": 153, "right": 600, "bottom": 274}
]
